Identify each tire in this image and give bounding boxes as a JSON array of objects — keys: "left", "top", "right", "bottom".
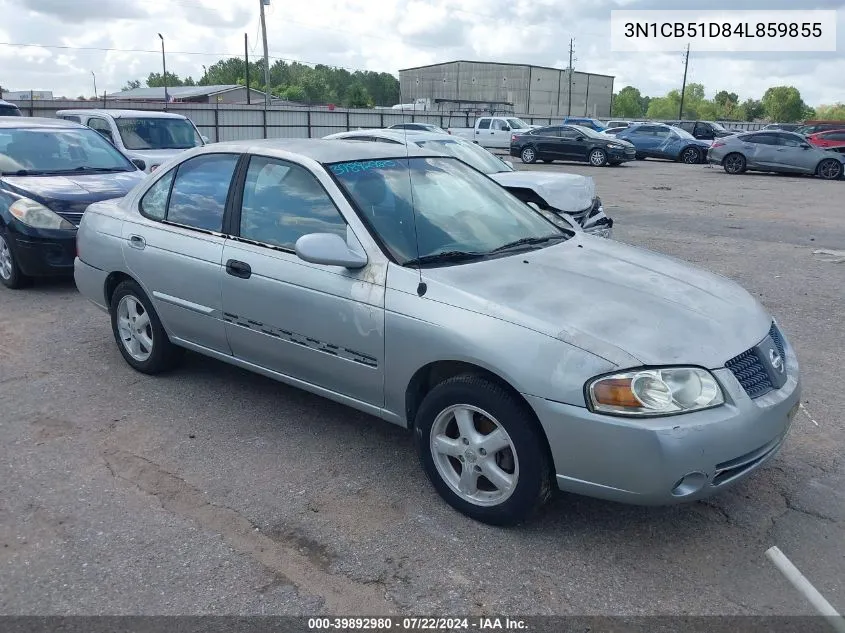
[
  {"left": 414, "top": 374, "right": 553, "bottom": 526},
  {"left": 520, "top": 146, "right": 537, "bottom": 164},
  {"left": 589, "top": 148, "right": 608, "bottom": 167},
  {"left": 816, "top": 158, "right": 843, "bottom": 180},
  {"left": 723, "top": 153, "right": 746, "bottom": 175},
  {"left": 110, "top": 279, "right": 183, "bottom": 374},
  {"left": 0, "top": 229, "right": 30, "bottom": 290},
  {"left": 681, "top": 146, "right": 701, "bottom": 164}
]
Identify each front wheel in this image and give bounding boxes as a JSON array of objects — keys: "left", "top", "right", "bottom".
[
  {"left": 589, "top": 148, "right": 608, "bottom": 167},
  {"left": 817, "top": 158, "right": 843, "bottom": 180},
  {"left": 681, "top": 146, "right": 701, "bottom": 164},
  {"left": 0, "top": 230, "right": 29, "bottom": 289},
  {"left": 110, "top": 280, "right": 183, "bottom": 374},
  {"left": 414, "top": 375, "right": 553, "bottom": 526},
  {"left": 520, "top": 146, "right": 537, "bottom": 164},
  {"left": 723, "top": 153, "right": 746, "bottom": 175}
]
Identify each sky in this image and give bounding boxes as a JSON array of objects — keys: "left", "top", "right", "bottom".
[{"left": 1, "top": 0, "right": 844, "bottom": 106}]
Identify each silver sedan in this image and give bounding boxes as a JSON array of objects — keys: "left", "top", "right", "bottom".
[
  {"left": 74, "top": 140, "right": 801, "bottom": 525},
  {"left": 708, "top": 130, "right": 844, "bottom": 179}
]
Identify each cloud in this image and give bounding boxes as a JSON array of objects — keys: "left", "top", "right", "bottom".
[{"left": 0, "top": 0, "right": 843, "bottom": 107}]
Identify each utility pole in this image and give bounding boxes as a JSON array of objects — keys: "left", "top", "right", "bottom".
[
  {"left": 259, "top": 0, "right": 271, "bottom": 106},
  {"left": 158, "top": 33, "right": 168, "bottom": 111},
  {"left": 567, "top": 38, "right": 574, "bottom": 117},
  {"left": 678, "top": 43, "right": 690, "bottom": 120},
  {"left": 91, "top": 71, "right": 97, "bottom": 99},
  {"left": 244, "top": 33, "right": 251, "bottom": 105}
]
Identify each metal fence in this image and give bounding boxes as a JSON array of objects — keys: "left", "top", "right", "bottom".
[{"left": 8, "top": 98, "right": 768, "bottom": 141}]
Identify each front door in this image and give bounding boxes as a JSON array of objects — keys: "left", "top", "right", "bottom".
[
  {"left": 488, "top": 119, "right": 511, "bottom": 148},
  {"left": 220, "top": 155, "right": 386, "bottom": 407},
  {"left": 121, "top": 152, "right": 240, "bottom": 355},
  {"left": 557, "top": 126, "right": 589, "bottom": 161}
]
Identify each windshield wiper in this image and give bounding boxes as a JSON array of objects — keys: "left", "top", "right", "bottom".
[
  {"left": 0, "top": 169, "right": 51, "bottom": 176},
  {"left": 403, "top": 250, "right": 487, "bottom": 267},
  {"left": 56, "top": 166, "right": 130, "bottom": 174},
  {"left": 490, "top": 235, "right": 567, "bottom": 253}
]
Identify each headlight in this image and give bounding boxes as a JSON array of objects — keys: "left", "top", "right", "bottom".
[
  {"left": 9, "top": 198, "right": 75, "bottom": 230},
  {"left": 606, "top": 143, "right": 623, "bottom": 150},
  {"left": 587, "top": 367, "right": 724, "bottom": 417}
]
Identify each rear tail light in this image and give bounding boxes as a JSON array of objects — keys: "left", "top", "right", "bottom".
[{"left": 711, "top": 141, "right": 726, "bottom": 148}]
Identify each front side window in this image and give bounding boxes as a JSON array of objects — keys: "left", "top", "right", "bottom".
[
  {"left": 239, "top": 156, "right": 346, "bottom": 249},
  {"left": 166, "top": 154, "right": 239, "bottom": 231},
  {"left": 507, "top": 118, "right": 530, "bottom": 130},
  {"left": 0, "top": 127, "right": 135, "bottom": 175},
  {"left": 87, "top": 118, "right": 114, "bottom": 144},
  {"left": 116, "top": 117, "right": 202, "bottom": 150},
  {"left": 330, "top": 157, "right": 565, "bottom": 265},
  {"left": 492, "top": 120, "right": 509, "bottom": 131},
  {"left": 777, "top": 134, "right": 805, "bottom": 147}
]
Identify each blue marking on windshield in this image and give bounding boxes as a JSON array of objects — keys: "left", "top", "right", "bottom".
[{"left": 330, "top": 160, "right": 398, "bottom": 175}]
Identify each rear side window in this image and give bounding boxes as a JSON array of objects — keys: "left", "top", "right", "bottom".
[
  {"left": 60, "top": 115, "right": 83, "bottom": 123},
  {"left": 166, "top": 154, "right": 239, "bottom": 232},
  {"left": 747, "top": 133, "right": 779, "bottom": 145},
  {"left": 139, "top": 170, "right": 175, "bottom": 220},
  {"left": 477, "top": 119, "right": 491, "bottom": 130}
]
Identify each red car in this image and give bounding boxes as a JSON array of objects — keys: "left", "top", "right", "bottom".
[{"left": 806, "top": 129, "right": 845, "bottom": 148}]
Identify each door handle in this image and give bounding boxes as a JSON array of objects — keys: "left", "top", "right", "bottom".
[
  {"left": 128, "top": 235, "right": 146, "bottom": 249},
  {"left": 225, "top": 259, "right": 251, "bottom": 279}
]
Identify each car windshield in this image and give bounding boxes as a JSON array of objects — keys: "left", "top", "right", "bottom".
[
  {"left": 115, "top": 117, "right": 202, "bottom": 150},
  {"left": 329, "top": 157, "right": 566, "bottom": 265},
  {"left": 0, "top": 127, "right": 135, "bottom": 175},
  {"left": 414, "top": 138, "right": 512, "bottom": 174},
  {"left": 507, "top": 118, "right": 530, "bottom": 130}
]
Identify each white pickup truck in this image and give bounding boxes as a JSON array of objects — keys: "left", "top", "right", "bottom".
[{"left": 447, "top": 116, "right": 537, "bottom": 149}]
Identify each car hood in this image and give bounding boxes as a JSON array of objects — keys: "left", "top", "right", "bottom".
[
  {"left": 124, "top": 148, "right": 192, "bottom": 165},
  {"left": 489, "top": 171, "right": 596, "bottom": 212},
  {"left": 422, "top": 235, "right": 771, "bottom": 369},
  {"left": 1, "top": 171, "right": 144, "bottom": 219}
]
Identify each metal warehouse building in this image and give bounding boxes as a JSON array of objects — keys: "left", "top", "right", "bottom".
[{"left": 399, "top": 61, "right": 614, "bottom": 118}]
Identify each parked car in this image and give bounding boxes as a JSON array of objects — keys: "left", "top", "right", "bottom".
[
  {"left": 762, "top": 123, "right": 802, "bottom": 132},
  {"left": 605, "top": 120, "right": 632, "bottom": 129},
  {"left": 668, "top": 120, "right": 734, "bottom": 141},
  {"left": 0, "top": 117, "right": 144, "bottom": 289},
  {"left": 323, "top": 129, "right": 612, "bottom": 237},
  {"left": 387, "top": 123, "right": 448, "bottom": 134},
  {"left": 0, "top": 100, "right": 22, "bottom": 117},
  {"left": 615, "top": 124, "right": 711, "bottom": 164},
  {"left": 561, "top": 117, "right": 607, "bottom": 132},
  {"left": 707, "top": 131, "right": 844, "bottom": 179},
  {"left": 56, "top": 109, "right": 208, "bottom": 173},
  {"left": 794, "top": 121, "right": 845, "bottom": 136},
  {"left": 602, "top": 127, "right": 628, "bottom": 136},
  {"left": 510, "top": 125, "right": 636, "bottom": 167},
  {"left": 74, "top": 139, "right": 801, "bottom": 525},
  {"left": 806, "top": 129, "right": 845, "bottom": 149},
  {"left": 447, "top": 116, "right": 537, "bottom": 149}
]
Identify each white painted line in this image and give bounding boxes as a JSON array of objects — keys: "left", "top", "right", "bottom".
[
  {"left": 800, "top": 403, "right": 820, "bottom": 427},
  {"left": 766, "top": 546, "right": 845, "bottom": 633}
]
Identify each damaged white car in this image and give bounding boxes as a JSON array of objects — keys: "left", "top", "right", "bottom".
[{"left": 323, "top": 129, "right": 613, "bottom": 238}]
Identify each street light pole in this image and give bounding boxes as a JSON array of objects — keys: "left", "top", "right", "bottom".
[
  {"left": 91, "top": 71, "right": 97, "bottom": 99},
  {"left": 158, "top": 33, "right": 169, "bottom": 110}
]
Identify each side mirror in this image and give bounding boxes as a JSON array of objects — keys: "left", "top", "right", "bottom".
[
  {"left": 295, "top": 232, "right": 367, "bottom": 269},
  {"left": 502, "top": 126, "right": 511, "bottom": 131},
  {"left": 131, "top": 158, "right": 146, "bottom": 171}
]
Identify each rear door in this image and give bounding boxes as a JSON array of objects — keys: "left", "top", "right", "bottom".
[
  {"left": 220, "top": 155, "right": 386, "bottom": 406},
  {"left": 475, "top": 118, "right": 492, "bottom": 144},
  {"left": 532, "top": 127, "right": 563, "bottom": 158},
  {"left": 742, "top": 133, "right": 780, "bottom": 168},
  {"left": 122, "top": 152, "right": 241, "bottom": 354}
]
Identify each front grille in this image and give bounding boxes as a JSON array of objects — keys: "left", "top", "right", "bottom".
[{"left": 725, "top": 322, "right": 787, "bottom": 399}]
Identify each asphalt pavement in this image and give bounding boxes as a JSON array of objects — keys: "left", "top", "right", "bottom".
[{"left": 1, "top": 159, "right": 843, "bottom": 616}]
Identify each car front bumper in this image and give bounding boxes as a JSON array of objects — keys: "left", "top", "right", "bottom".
[
  {"left": 525, "top": 345, "right": 801, "bottom": 505},
  {"left": 608, "top": 147, "right": 636, "bottom": 162},
  {"left": 4, "top": 221, "right": 77, "bottom": 277}
]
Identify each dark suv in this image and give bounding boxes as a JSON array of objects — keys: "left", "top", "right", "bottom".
[
  {"left": 669, "top": 120, "right": 734, "bottom": 141},
  {"left": 0, "top": 100, "right": 22, "bottom": 117}
]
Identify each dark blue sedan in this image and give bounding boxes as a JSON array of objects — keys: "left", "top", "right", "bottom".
[
  {"left": 0, "top": 118, "right": 145, "bottom": 289},
  {"left": 615, "top": 123, "right": 712, "bottom": 164}
]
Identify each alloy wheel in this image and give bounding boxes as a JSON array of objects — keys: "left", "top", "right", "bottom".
[
  {"left": 521, "top": 147, "right": 535, "bottom": 163},
  {"left": 725, "top": 154, "right": 745, "bottom": 174},
  {"left": 429, "top": 404, "right": 519, "bottom": 507},
  {"left": 682, "top": 148, "right": 700, "bottom": 164},
  {"left": 117, "top": 295, "right": 154, "bottom": 362},
  {"left": 818, "top": 159, "right": 843, "bottom": 180},
  {"left": 0, "top": 235, "right": 12, "bottom": 281},
  {"left": 590, "top": 149, "right": 607, "bottom": 166}
]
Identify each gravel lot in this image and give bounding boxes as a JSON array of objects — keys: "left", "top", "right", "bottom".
[{"left": 1, "top": 159, "right": 843, "bottom": 616}]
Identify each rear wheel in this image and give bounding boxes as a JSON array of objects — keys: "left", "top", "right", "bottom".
[
  {"left": 681, "top": 146, "right": 701, "bottom": 164},
  {"left": 817, "top": 158, "right": 843, "bottom": 180},
  {"left": 589, "top": 148, "right": 608, "bottom": 167},
  {"left": 0, "top": 230, "right": 29, "bottom": 290},
  {"left": 110, "top": 280, "right": 183, "bottom": 374},
  {"left": 723, "top": 153, "right": 746, "bottom": 175},
  {"left": 414, "top": 375, "right": 553, "bottom": 526},
  {"left": 520, "top": 146, "right": 537, "bottom": 164}
]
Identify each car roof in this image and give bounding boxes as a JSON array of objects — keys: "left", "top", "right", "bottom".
[
  {"left": 199, "top": 138, "right": 443, "bottom": 163},
  {"left": 0, "top": 116, "right": 85, "bottom": 129},
  {"left": 326, "top": 129, "right": 458, "bottom": 145},
  {"left": 55, "top": 109, "right": 189, "bottom": 120}
]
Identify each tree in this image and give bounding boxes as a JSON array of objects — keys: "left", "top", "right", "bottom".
[
  {"left": 761, "top": 86, "right": 808, "bottom": 123},
  {"left": 814, "top": 103, "right": 845, "bottom": 120},
  {"left": 278, "top": 85, "right": 306, "bottom": 102},
  {"left": 647, "top": 90, "right": 682, "bottom": 119},
  {"left": 123, "top": 79, "right": 141, "bottom": 91},
  {"left": 612, "top": 86, "right": 645, "bottom": 118},
  {"left": 739, "top": 98, "right": 765, "bottom": 121},
  {"left": 344, "top": 83, "right": 373, "bottom": 108},
  {"left": 146, "top": 71, "right": 186, "bottom": 88},
  {"left": 714, "top": 90, "right": 739, "bottom": 108}
]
